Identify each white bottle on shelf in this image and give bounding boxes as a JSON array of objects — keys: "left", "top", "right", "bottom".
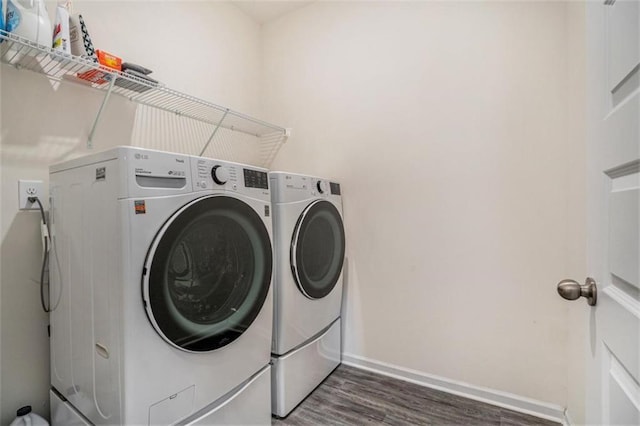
[
  {"left": 6, "top": 0, "right": 52, "bottom": 46},
  {"left": 52, "top": 1, "right": 71, "bottom": 54}
]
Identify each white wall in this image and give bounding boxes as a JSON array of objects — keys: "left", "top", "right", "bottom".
[
  {"left": 564, "top": 2, "right": 587, "bottom": 424},
  {"left": 263, "top": 1, "right": 581, "bottom": 407},
  {"left": 0, "top": 2, "right": 262, "bottom": 423}
]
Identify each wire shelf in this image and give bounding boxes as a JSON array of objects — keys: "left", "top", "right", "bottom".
[{"left": 0, "top": 30, "right": 289, "bottom": 167}]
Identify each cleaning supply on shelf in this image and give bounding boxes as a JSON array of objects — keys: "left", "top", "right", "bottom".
[
  {"left": 1, "top": 0, "right": 7, "bottom": 32},
  {"left": 77, "top": 49, "right": 122, "bottom": 85},
  {"left": 5, "top": 0, "right": 52, "bottom": 46},
  {"left": 122, "top": 62, "right": 153, "bottom": 75},
  {"left": 52, "top": 1, "right": 71, "bottom": 54},
  {"left": 69, "top": 12, "right": 96, "bottom": 60},
  {"left": 114, "top": 62, "right": 161, "bottom": 93},
  {"left": 96, "top": 49, "right": 122, "bottom": 71},
  {"left": 9, "top": 406, "right": 49, "bottom": 426},
  {"left": 69, "top": 11, "right": 103, "bottom": 84}
]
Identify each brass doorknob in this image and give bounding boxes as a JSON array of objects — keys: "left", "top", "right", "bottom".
[{"left": 557, "top": 277, "right": 597, "bottom": 306}]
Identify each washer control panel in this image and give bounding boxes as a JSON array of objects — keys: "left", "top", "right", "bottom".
[
  {"left": 194, "top": 158, "right": 239, "bottom": 190},
  {"left": 211, "top": 165, "right": 230, "bottom": 185},
  {"left": 244, "top": 168, "right": 269, "bottom": 189},
  {"left": 316, "top": 180, "right": 329, "bottom": 194},
  {"left": 191, "top": 156, "right": 270, "bottom": 199}
]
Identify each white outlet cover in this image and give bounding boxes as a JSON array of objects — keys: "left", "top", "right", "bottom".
[{"left": 18, "top": 180, "right": 44, "bottom": 210}]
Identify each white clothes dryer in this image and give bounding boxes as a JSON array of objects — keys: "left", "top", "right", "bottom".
[
  {"left": 48, "top": 147, "right": 273, "bottom": 425},
  {"left": 269, "top": 172, "right": 345, "bottom": 418}
]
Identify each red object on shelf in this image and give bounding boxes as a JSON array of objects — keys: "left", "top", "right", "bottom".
[
  {"left": 77, "top": 68, "right": 110, "bottom": 85},
  {"left": 76, "top": 49, "right": 122, "bottom": 85},
  {"left": 96, "top": 50, "right": 122, "bottom": 71}
]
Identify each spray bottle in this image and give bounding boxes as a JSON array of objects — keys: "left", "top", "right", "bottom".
[{"left": 52, "top": 0, "right": 71, "bottom": 54}]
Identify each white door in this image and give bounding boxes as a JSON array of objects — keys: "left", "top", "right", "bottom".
[{"left": 582, "top": 1, "right": 640, "bottom": 424}]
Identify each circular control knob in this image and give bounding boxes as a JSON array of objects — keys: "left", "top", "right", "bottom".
[
  {"left": 211, "top": 165, "right": 229, "bottom": 185},
  {"left": 317, "top": 180, "right": 329, "bottom": 194}
]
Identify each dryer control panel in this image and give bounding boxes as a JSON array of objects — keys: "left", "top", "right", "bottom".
[{"left": 269, "top": 172, "right": 342, "bottom": 204}]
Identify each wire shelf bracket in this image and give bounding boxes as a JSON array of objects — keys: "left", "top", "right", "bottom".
[
  {"left": 87, "top": 76, "right": 116, "bottom": 149},
  {"left": 199, "top": 109, "right": 230, "bottom": 157}
]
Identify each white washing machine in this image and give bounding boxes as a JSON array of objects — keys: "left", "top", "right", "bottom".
[
  {"left": 48, "top": 146, "right": 273, "bottom": 425},
  {"left": 269, "top": 172, "right": 345, "bottom": 418}
]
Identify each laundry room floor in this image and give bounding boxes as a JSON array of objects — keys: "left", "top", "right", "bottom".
[{"left": 272, "top": 365, "right": 560, "bottom": 425}]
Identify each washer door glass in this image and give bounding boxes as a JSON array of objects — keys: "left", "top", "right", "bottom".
[
  {"left": 291, "top": 200, "right": 345, "bottom": 299},
  {"left": 144, "top": 196, "right": 272, "bottom": 352}
]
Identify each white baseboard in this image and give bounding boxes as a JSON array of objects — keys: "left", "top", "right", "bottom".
[{"left": 342, "top": 352, "right": 568, "bottom": 424}]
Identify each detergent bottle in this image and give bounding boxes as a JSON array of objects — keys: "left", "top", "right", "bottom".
[
  {"left": 1, "top": 0, "right": 6, "bottom": 32},
  {"left": 9, "top": 406, "right": 49, "bottom": 426},
  {"left": 6, "top": 0, "right": 52, "bottom": 46}
]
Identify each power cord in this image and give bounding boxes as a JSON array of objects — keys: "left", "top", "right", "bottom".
[{"left": 28, "top": 196, "right": 51, "bottom": 313}]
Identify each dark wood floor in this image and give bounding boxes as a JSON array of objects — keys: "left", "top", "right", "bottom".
[{"left": 273, "top": 365, "right": 560, "bottom": 425}]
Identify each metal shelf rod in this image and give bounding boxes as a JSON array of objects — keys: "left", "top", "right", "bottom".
[
  {"left": 87, "top": 77, "right": 117, "bottom": 148},
  {"left": 199, "top": 110, "right": 230, "bottom": 156}
]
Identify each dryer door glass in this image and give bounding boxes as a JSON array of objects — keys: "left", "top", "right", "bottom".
[
  {"left": 291, "top": 200, "right": 345, "bottom": 299},
  {"left": 145, "top": 196, "right": 272, "bottom": 352}
]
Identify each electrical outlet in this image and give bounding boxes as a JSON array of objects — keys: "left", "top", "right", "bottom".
[{"left": 18, "top": 180, "right": 44, "bottom": 210}]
